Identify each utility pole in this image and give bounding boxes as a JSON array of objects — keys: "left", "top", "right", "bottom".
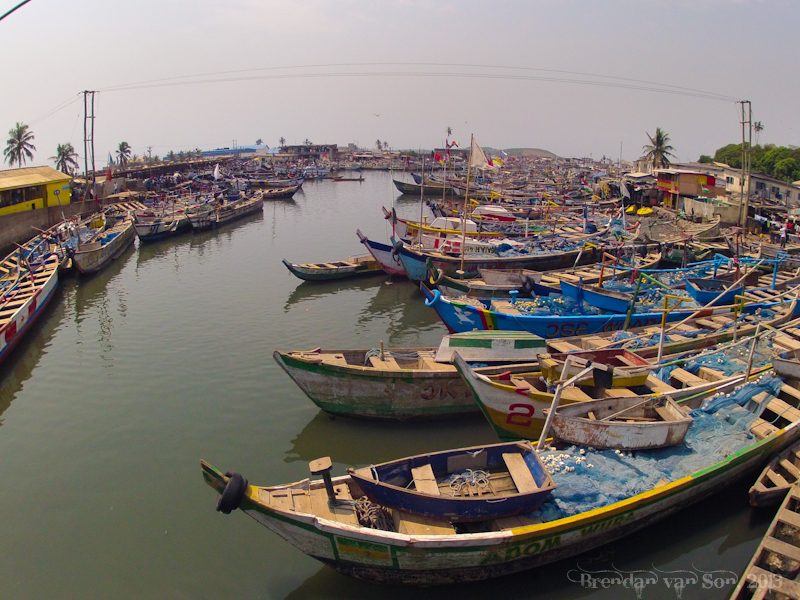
[
  {"left": 82, "top": 90, "right": 97, "bottom": 202},
  {"left": 738, "top": 100, "right": 752, "bottom": 227}
]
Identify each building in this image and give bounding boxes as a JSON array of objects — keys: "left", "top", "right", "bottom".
[
  {"left": 0, "top": 166, "right": 72, "bottom": 217},
  {"left": 655, "top": 168, "right": 720, "bottom": 209},
  {"left": 281, "top": 144, "right": 339, "bottom": 160}
]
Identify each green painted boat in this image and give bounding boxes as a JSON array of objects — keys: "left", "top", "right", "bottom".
[
  {"left": 273, "top": 331, "right": 545, "bottom": 421},
  {"left": 282, "top": 255, "right": 384, "bottom": 282}
]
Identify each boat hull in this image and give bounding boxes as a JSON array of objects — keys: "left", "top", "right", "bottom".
[
  {"left": 356, "top": 230, "right": 407, "bottom": 277},
  {"left": 202, "top": 427, "right": 798, "bottom": 585},
  {"left": 73, "top": 219, "right": 136, "bottom": 275},
  {"left": 282, "top": 258, "right": 384, "bottom": 282},
  {"left": 0, "top": 256, "right": 60, "bottom": 365},
  {"left": 273, "top": 351, "right": 476, "bottom": 420}
]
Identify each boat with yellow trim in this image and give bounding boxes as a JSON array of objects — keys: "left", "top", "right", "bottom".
[{"left": 201, "top": 371, "right": 800, "bottom": 584}]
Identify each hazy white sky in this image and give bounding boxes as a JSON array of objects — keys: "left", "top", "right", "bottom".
[{"left": 1, "top": 0, "right": 797, "bottom": 167}]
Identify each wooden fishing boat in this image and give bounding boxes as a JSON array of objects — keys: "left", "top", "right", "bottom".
[
  {"left": 348, "top": 441, "right": 556, "bottom": 522},
  {"left": 546, "top": 396, "right": 692, "bottom": 450},
  {"left": 0, "top": 244, "right": 61, "bottom": 366},
  {"left": 133, "top": 205, "right": 190, "bottom": 242},
  {"left": 431, "top": 250, "right": 661, "bottom": 298},
  {"left": 200, "top": 373, "right": 800, "bottom": 585},
  {"left": 398, "top": 240, "right": 604, "bottom": 281},
  {"left": 273, "top": 331, "right": 546, "bottom": 421},
  {"left": 262, "top": 184, "right": 301, "bottom": 200},
  {"left": 188, "top": 193, "right": 264, "bottom": 230},
  {"left": 282, "top": 255, "right": 383, "bottom": 281},
  {"left": 356, "top": 229, "right": 406, "bottom": 277},
  {"left": 420, "top": 283, "right": 791, "bottom": 339},
  {"left": 637, "top": 213, "right": 721, "bottom": 243},
  {"left": 559, "top": 280, "right": 633, "bottom": 313},
  {"left": 538, "top": 348, "right": 651, "bottom": 388},
  {"left": 684, "top": 277, "right": 743, "bottom": 306},
  {"left": 749, "top": 439, "right": 800, "bottom": 507},
  {"left": 393, "top": 178, "right": 450, "bottom": 196},
  {"left": 72, "top": 216, "right": 135, "bottom": 275},
  {"left": 732, "top": 483, "right": 800, "bottom": 599}
]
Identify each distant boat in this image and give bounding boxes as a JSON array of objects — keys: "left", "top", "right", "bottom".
[
  {"left": 282, "top": 255, "right": 383, "bottom": 282},
  {"left": 187, "top": 193, "right": 264, "bottom": 230},
  {"left": 348, "top": 440, "right": 556, "bottom": 522},
  {"left": 684, "top": 277, "right": 743, "bottom": 306},
  {"left": 262, "top": 184, "right": 301, "bottom": 200}
]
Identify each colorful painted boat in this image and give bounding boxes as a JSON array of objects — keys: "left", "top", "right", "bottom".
[
  {"left": 546, "top": 396, "right": 693, "bottom": 450},
  {"left": 454, "top": 351, "right": 752, "bottom": 441},
  {"left": 538, "top": 348, "right": 651, "bottom": 388},
  {"left": 398, "top": 241, "right": 604, "bottom": 281},
  {"left": 393, "top": 178, "right": 450, "bottom": 196},
  {"left": 273, "top": 331, "right": 546, "bottom": 421},
  {"left": 348, "top": 441, "right": 556, "bottom": 522},
  {"left": 0, "top": 244, "right": 60, "bottom": 366},
  {"left": 421, "top": 283, "right": 791, "bottom": 338},
  {"left": 749, "top": 439, "right": 800, "bottom": 507},
  {"left": 356, "top": 229, "right": 406, "bottom": 277},
  {"left": 559, "top": 280, "right": 632, "bottom": 313},
  {"left": 200, "top": 374, "right": 800, "bottom": 585},
  {"left": 72, "top": 216, "right": 135, "bottom": 275},
  {"left": 282, "top": 255, "right": 383, "bottom": 282},
  {"left": 431, "top": 251, "right": 661, "bottom": 299}
]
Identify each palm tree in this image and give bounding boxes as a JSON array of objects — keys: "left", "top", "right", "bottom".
[
  {"left": 375, "top": 139, "right": 382, "bottom": 151},
  {"left": 382, "top": 141, "right": 389, "bottom": 151},
  {"left": 4, "top": 122, "right": 36, "bottom": 167},
  {"left": 754, "top": 121, "right": 764, "bottom": 145},
  {"left": 279, "top": 136, "right": 286, "bottom": 148},
  {"left": 51, "top": 143, "right": 78, "bottom": 175},
  {"left": 255, "top": 138, "right": 263, "bottom": 146},
  {"left": 116, "top": 141, "right": 132, "bottom": 166},
  {"left": 642, "top": 127, "right": 675, "bottom": 170}
]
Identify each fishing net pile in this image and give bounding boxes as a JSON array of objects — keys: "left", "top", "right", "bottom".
[{"left": 529, "top": 377, "right": 781, "bottom": 522}]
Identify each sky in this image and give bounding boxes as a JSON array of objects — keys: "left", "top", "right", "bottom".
[{"left": 1, "top": 0, "right": 798, "bottom": 168}]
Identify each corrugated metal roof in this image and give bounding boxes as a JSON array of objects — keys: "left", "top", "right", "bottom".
[{"left": 0, "top": 166, "right": 71, "bottom": 190}]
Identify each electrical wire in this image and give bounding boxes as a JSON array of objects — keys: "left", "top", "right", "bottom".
[{"left": 97, "top": 62, "right": 736, "bottom": 102}]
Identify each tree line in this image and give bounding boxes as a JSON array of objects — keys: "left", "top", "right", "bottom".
[{"left": 700, "top": 143, "right": 800, "bottom": 183}]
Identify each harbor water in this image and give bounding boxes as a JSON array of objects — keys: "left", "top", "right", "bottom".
[{"left": 0, "top": 172, "right": 776, "bottom": 599}]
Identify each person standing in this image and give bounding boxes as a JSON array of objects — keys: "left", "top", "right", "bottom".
[{"left": 780, "top": 221, "right": 788, "bottom": 248}]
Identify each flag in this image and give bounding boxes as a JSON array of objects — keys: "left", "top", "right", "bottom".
[
  {"left": 433, "top": 152, "right": 444, "bottom": 165},
  {"left": 469, "top": 137, "right": 494, "bottom": 169},
  {"left": 213, "top": 164, "right": 221, "bottom": 180},
  {"left": 492, "top": 157, "right": 504, "bottom": 167},
  {"left": 447, "top": 139, "right": 459, "bottom": 148},
  {"left": 620, "top": 181, "right": 631, "bottom": 200},
  {"left": 500, "top": 150, "right": 508, "bottom": 159}
]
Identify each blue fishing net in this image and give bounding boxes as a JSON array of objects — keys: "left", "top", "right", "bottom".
[{"left": 529, "top": 379, "right": 770, "bottom": 521}]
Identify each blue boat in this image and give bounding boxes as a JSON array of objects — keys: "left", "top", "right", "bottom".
[
  {"left": 684, "top": 278, "right": 744, "bottom": 306},
  {"left": 347, "top": 440, "right": 556, "bottom": 522},
  {"left": 420, "top": 283, "right": 784, "bottom": 338},
  {"left": 559, "top": 280, "right": 632, "bottom": 313}
]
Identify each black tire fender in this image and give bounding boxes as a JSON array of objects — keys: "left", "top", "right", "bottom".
[
  {"left": 391, "top": 239, "right": 403, "bottom": 258},
  {"left": 216, "top": 472, "right": 248, "bottom": 514}
]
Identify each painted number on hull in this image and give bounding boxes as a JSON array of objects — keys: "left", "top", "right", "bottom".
[
  {"left": 506, "top": 403, "right": 534, "bottom": 427},
  {"left": 545, "top": 322, "right": 589, "bottom": 338}
]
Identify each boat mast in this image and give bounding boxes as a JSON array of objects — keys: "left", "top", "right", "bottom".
[
  {"left": 459, "top": 134, "right": 474, "bottom": 274},
  {"left": 418, "top": 156, "right": 425, "bottom": 246}
]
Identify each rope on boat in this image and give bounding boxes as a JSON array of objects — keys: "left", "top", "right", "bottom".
[
  {"left": 447, "top": 469, "right": 490, "bottom": 495},
  {"left": 353, "top": 496, "right": 395, "bottom": 531},
  {"left": 363, "top": 348, "right": 420, "bottom": 365}
]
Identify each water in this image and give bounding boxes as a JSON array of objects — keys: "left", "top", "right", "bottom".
[{"left": 0, "top": 173, "right": 775, "bottom": 599}]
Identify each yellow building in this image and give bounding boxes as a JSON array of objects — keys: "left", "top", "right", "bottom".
[{"left": 0, "top": 166, "right": 72, "bottom": 217}]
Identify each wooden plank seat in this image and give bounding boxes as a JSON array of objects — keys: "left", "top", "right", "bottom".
[
  {"left": 774, "top": 335, "right": 800, "bottom": 351},
  {"left": 547, "top": 341, "right": 582, "bottom": 353},
  {"left": 644, "top": 375, "right": 677, "bottom": 394},
  {"left": 411, "top": 464, "right": 440, "bottom": 495},
  {"left": 750, "top": 419, "right": 779, "bottom": 440},
  {"left": 368, "top": 355, "right": 401, "bottom": 370},
  {"left": 502, "top": 453, "right": 538, "bottom": 494},
  {"left": 670, "top": 368, "right": 707, "bottom": 387},
  {"left": 394, "top": 510, "right": 456, "bottom": 535},
  {"left": 602, "top": 387, "right": 638, "bottom": 398}
]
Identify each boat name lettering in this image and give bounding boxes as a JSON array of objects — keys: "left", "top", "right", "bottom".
[
  {"left": 579, "top": 511, "right": 634, "bottom": 536},
  {"left": 483, "top": 535, "right": 561, "bottom": 564},
  {"left": 545, "top": 322, "right": 589, "bottom": 338}
]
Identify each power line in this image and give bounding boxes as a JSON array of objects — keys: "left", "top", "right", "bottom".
[
  {"left": 0, "top": 0, "right": 32, "bottom": 23},
  {"left": 98, "top": 61, "right": 736, "bottom": 102},
  {"left": 100, "top": 69, "right": 735, "bottom": 103}
]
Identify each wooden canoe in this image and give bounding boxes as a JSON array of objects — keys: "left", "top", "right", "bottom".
[
  {"left": 546, "top": 396, "right": 693, "bottom": 450},
  {"left": 749, "top": 439, "right": 800, "bottom": 507},
  {"left": 72, "top": 216, "right": 135, "bottom": 275},
  {"left": 538, "top": 348, "right": 651, "bottom": 388},
  {"left": 200, "top": 371, "right": 800, "bottom": 585},
  {"left": 282, "top": 255, "right": 383, "bottom": 282},
  {"left": 347, "top": 441, "right": 556, "bottom": 522}
]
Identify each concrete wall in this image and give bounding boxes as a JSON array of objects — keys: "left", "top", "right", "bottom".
[
  {"left": 0, "top": 200, "right": 93, "bottom": 253},
  {"left": 682, "top": 197, "right": 741, "bottom": 224}
]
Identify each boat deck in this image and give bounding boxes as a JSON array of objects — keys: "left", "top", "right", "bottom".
[{"left": 731, "top": 483, "right": 800, "bottom": 599}]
